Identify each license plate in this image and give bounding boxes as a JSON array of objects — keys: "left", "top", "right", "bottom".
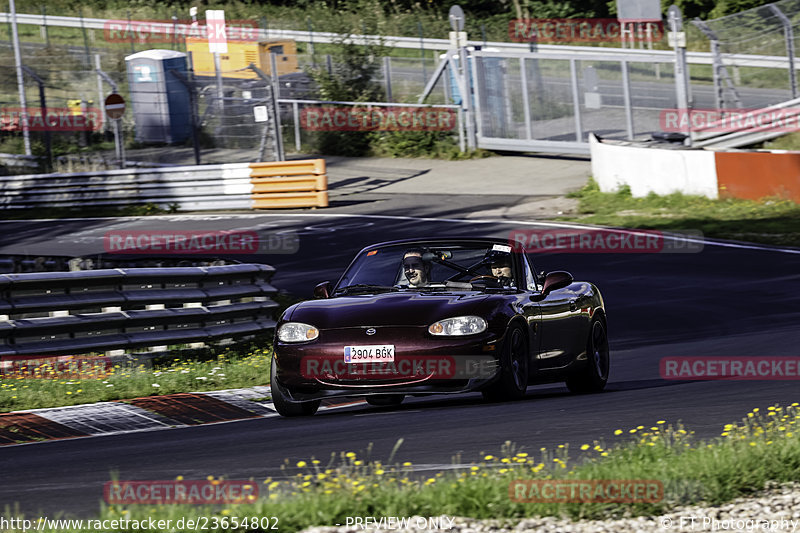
[{"left": 344, "top": 345, "right": 395, "bottom": 363}]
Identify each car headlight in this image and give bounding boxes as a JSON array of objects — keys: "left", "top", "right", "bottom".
[
  {"left": 277, "top": 322, "right": 319, "bottom": 342},
  {"left": 428, "top": 316, "right": 487, "bottom": 336}
]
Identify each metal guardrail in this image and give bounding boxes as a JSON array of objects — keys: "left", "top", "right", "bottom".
[
  {"left": 0, "top": 254, "right": 234, "bottom": 274},
  {"left": 0, "top": 263, "right": 277, "bottom": 359},
  {"left": 690, "top": 96, "right": 800, "bottom": 148},
  {"left": 0, "top": 159, "right": 328, "bottom": 211}
]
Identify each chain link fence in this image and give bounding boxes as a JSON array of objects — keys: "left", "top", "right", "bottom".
[{"left": 691, "top": 0, "right": 800, "bottom": 109}]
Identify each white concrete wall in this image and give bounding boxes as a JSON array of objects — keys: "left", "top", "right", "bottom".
[{"left": 589, "top": 134, "right": 719, "bottom": 199}]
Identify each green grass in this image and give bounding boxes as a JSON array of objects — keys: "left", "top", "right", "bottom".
[
  {"left": 762, "top": 131, "right": 800, "bottom": 151},
  {"left": 0, "top": 344, "right": 271, "bottom": 413},
  {"left": 561, "top": 179, "right": 800, "bottom": 247},
  {"left": 8, "top": 403, "right": 798, "bottom": 532}
]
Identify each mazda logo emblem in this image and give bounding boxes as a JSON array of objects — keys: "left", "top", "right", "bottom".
[{"left": 366, "top": 328, "right": 376, "bottom": 336}]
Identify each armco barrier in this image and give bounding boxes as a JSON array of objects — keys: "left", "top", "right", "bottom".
[
  {"left": 250, "top": 159, "right": 328, "bottom": 208},
  {"left": 590, "top": 134, "right": 800, "bottom": 202},
  {"left": 0, "top": 159, "right": 328, "bottom": 211},
  {"left": 0, "top": 264, "right": 277, "bottom": 359}
]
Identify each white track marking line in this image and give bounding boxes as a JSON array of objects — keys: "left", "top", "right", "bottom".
[{"left": 5, "top": 213, "right": 797, "bottom": 254}]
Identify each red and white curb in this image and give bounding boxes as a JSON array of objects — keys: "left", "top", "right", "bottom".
[{"left": 0, "top": 386, "right": 365, "bottom": 446}]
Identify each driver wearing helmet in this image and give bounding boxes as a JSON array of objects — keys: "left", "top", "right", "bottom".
[{"left": 487, "top": 252, "right": 514, "bottom": 287}]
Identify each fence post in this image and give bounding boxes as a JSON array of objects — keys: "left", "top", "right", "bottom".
[
  {"left": 459, "top": 48, "right": 476, "bottom": 150},
  {"left": 22, "top": 66, "right": 50, "bottom": 169},
  {"left": 383, "top": 56, "right": 393, "bottom": 102},
  {"left": 692, "top": 19, "right": 742, "bottom": 111},
  {"left": 78, "top": 6, "right": 91, "bottom": 67},
  {"left": 621, "top": 60, "right": 634, "bottom": 140},
  {"left": 9, "top": 0, "right": 30, "bottom": 156},
  {"left": 171, "top": 13, "right": 178, "bottom": 51},
  {"left": 307, "top": 17, "right": 315, "bottom": 62},
  {"left": 249, "top": 59, "right": 284, "bottom": 161},
  {"left": 668, "top": 5, "right": 691, "bottom": 145},
  {"left": 293, "top": 101, "right": 301, "bottom": 152},
  {"left": 569, "top": 58, "right": 583, "bottom": 142},
  {"left": 768, "top": 4, "right": 797, "bottom": 99},
  {"left": 127, "top": 10, "right": 135, "bottom": 55},
  {"left": 40, "top": 4, "right": 48, "bottom": 46},
  {"left": 519, "top": 58, "right": 532, "bottom": 140},
  {"left": 417, "top": 20, "right": 427, "bottom": 85}
]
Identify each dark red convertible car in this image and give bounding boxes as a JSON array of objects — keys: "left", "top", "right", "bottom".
[{"left": 270, "top": 238, "right": 608, "bottom": 416}]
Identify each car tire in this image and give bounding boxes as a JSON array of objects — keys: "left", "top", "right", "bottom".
[
  {"left": 270, "top": 358, "right": 321, "bottom": 417},
  {"left": 482, "top": 323, "right": 528, "bottom": 401},
  {"left": 365, "top": 394, "right": 405, "bottom": 407},
  {"left": 566, "top": 317, "right": 609, "bottom": 394}
]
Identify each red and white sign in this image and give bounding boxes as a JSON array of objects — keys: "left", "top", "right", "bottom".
[
  {"left": 104, "top": 93, "right": 125, "bottom": 120},
  {"left": 205, "top": 9, "right": 227, "bottom": 54}
]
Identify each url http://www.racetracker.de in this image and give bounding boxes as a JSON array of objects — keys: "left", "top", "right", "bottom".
[{"left": 0, "top": 515, "right": 280, "bottom": 532}]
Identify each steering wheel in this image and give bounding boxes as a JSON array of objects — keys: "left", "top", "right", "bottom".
[{"left": 469, "top": 275, "right": 499, "bottom": 282}]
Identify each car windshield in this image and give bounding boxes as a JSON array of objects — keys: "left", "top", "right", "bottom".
[{"left": 335, "top": 242, "right": 517, "bottom": 292}]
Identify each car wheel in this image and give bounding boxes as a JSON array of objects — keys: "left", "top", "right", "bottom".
[
  {"left": 365, "top": 394, "right": 405, "bottom": 407},
  {"left": 566, "top": 317, "right": 609, "bottom": 394},
  {"left": 482, "top": 323, "right": 528, "bottom": 401},
  {"left": 270, "top": 358, "right": 320, "bottom": 417}
]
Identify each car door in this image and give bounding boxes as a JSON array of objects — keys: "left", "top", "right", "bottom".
[
  {"left": 518, "top": 253, "right": 542, "bottom": 375},
  {"left": 532, "top": 263, "right": 585, "bottom": 371}
]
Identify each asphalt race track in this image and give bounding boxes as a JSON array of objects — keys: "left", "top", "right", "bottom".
[{"left": 1, "top": 213, "right": 799, "bottom": 519}]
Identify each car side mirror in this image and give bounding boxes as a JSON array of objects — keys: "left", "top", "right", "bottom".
[
  {"left": 313, "top": 281, "right": 331, "bottom": 299},
  {"left": 530, "top": 271, "right": 573, "bottom": 301}
]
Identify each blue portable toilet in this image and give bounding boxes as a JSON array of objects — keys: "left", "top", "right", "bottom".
[{"left": 125, "top": 49, "right": 191, "bottom": 144}]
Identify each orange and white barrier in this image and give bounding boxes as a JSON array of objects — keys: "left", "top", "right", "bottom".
[
  {"left": 0, "top": 159, "right": 328, "bottom": 211},
  {"left": 590, "top": 134, "right": 800, "bottom": 202}
]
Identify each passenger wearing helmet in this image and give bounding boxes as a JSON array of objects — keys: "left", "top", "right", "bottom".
[{"left": 487, "top": 252, "right": 514, "bottom": 287}]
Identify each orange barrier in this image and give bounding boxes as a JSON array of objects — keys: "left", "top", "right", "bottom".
[
  {"left": 248, "top": 159, "right": 328, "bottom": 208},
  {"left": 715, "top": 151, "right": 800, "bottom": 202}
]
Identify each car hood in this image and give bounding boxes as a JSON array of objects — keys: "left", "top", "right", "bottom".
[{"left": 288, "top": 292, "right": 491, "bottom": 329}]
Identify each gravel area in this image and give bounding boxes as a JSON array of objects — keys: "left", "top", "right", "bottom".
[{"left": 300, "top": 482, "right": 800, "bottom": 532}]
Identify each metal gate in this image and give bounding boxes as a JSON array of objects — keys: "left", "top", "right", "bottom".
[{"left": 470, "top": 49, "right": 677, "bottom": 154}]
